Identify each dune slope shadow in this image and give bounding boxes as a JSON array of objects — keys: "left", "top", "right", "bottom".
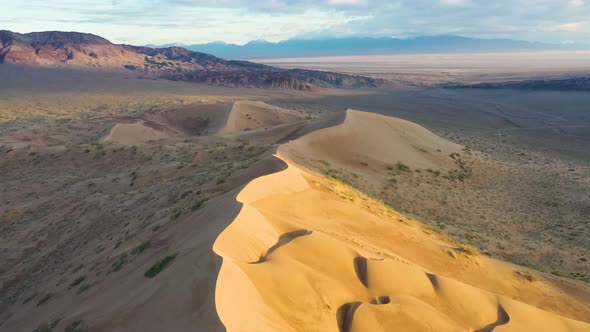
[
  {"left": 337, "top": 302, "right": 363, "bottom": 332},
  {"left": 250, "top": 229, "right": 313, "bottom": 264},
  {"left": 475, "top": 305, "right": 511, "bottom": 332},
  {"left": 353, "top": 256, "right": 370, "bottom": 288}
]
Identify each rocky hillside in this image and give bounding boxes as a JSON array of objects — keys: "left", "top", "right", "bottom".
[{"left": 0, "top": 30, "right": 382, "bottom": 90}]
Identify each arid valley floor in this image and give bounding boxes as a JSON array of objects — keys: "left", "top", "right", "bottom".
[{"left": 1, "top": 62, "right": 590, "bottom": 331}]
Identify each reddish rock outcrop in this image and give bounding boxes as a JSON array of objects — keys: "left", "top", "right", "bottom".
[{"left": 0, "top": 30, "right": 383, "bottom": 90}]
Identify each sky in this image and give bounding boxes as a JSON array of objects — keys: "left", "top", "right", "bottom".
[{"left": 1, "top": 0, "right": 589, "bottom": 45}]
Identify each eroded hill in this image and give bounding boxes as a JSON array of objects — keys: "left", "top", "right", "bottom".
[{"left": 0, "top": 30, "right": 382, "bottom": 90}]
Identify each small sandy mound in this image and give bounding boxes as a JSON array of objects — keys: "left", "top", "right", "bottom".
[
  {"left": 102, "top": 122, "right": 168, "bottom": 144},
  {"left": 219, "top": 101, "right": 306, "bottom": 135}
]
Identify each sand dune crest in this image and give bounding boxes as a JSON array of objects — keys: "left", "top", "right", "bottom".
[{"left": 213, "top": 109, "right": 590, "bottom": 331}]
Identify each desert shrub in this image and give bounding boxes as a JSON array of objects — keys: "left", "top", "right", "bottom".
[
  {"left": 37, "top": 293, "right": 52, "bottom": 306},
  {"left": 22, "top": 292, "right": 37, "bottom": 304},
  {"left": 111, "top": 254, "right": 128, "bottom": 272},
  {"left": 32, "top": 319, "right": 61, "bottom": 332},
  {"left": 70, "top": 276, "right": 86, "bottom": 287},
  {"left": 144, "top": 254, "right": 178, "bottom": 278},
  {"left": 459, "top": 243, "right": 479, "bottom": 256},
  {"left": 65, "top": 320, "right": 87, "bottom": 332},
  {"left": 77, "top": 283, "right": 92, "bottom": 294},
  {"left": 396, "top": 162, "right": 411, "bottom": 172},
  {"left": 360, "top": 162, "right": 369, "bottom": 167},
  {"left": 170, "top": 210, "right": 182, "bottom": 220},
  {"left": 515, "top": 270, "right": 534, "bottom": 282},
  {"left": 131, "top": 241, "right": 151, "bottom": 255},
  {"left": 191, "top": 200, "right": 203, "bottom": 211}
]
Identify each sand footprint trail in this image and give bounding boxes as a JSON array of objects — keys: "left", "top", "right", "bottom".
[{"left": 213, "top": 110, "right": 590, "bottom": 331}]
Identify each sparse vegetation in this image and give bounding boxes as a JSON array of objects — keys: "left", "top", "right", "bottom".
[
  {"left": 37, "top": 293, "right": 52, "bottom": 306},
  {"left": 32, "top": 318, "right": 61, "bottom": 332},
  {"left": 131, "top": 241, "right": 151, "bottom": 255},
  {"left": 70, "top": 276, "right": 86, "bottom": 287},
  {"left": 77, "top": 283, "right": 92, "bottom": 294},
  {"left": 170, "top": 210, "right": 182, "bottom": 220},
  {"left": 144, "top": 254, "right": 178, "bottom": 278},
  {"left": 515, "top": 270, "right": 534, "bottom": 282},
  {"left": 458, "top": 243, "right": 479, "bottom": 256},
  {"left": 22, "top": 292, "right": 37, "bottom": 304},
  {"left": 396, "top": 162, "right": 410, "bottom": 172},
  {"left": 65, "top": 320, "right": 87, "bottom": 332},
  {"left": 111, "top": 254, "right": 128, "bottom": 272}
]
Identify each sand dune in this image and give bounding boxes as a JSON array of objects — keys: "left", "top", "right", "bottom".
[
  {"left": 101, "top": 101, "right": 307, "bottom": 145},
  {"left": 213, "top": 110, "right": 590, "bottom": 331},
  {"left": 101, "top": 122, "right": 169, "bottom": 144},
  {"left": 219, "top": 101, "right": 306, "bottom": 135},
  {"left": 5, "top": 100, "right": 590, "bottom": 332},
  {"left": 281, "top": 109, "right": 463, "bottom": 181}
]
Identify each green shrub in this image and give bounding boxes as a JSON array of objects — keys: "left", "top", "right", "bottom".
[
  {"left": 37, "top": 293, "right": 52, "bottom": 306},
  {"left": 77, "top": 283, "right": 92, "bottom": 294},
  {"left": 170, "top": 210, "right": 182, "bottom": 220},
  {"left": 144, "top": 254, "right": 178, "bottom": 278},
  {"left": 191, "top": 200, "right": 203, "bottom": 211},
  {"left": 65, "top": 320, "right": 87, "bottom": 332},
  {"left": 396, "top": 162, "right": 411, "bottom": 172},
  {"left": 459, "top": 244, "right": 479, "bottom": 256},
  {"left": 70, "top": 276, "right": 86, "bottom": 287},
  {"left": 111, "top": 254, "right": 128, "bottom": 272},
  {"left": 131, "top": 241, "right": 151, "bottom": 255}
]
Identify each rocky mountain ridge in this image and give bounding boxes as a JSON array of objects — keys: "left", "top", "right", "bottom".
[{"left": 0, "top": 30, "right": 382, "bottom": 90}]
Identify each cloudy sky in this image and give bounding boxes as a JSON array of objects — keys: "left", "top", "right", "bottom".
[{"left": 2, "top": 0, "right": 588, "bottom": 45}]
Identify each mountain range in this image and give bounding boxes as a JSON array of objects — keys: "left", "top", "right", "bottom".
[
  {"left": 0, "top": 30, "right": 382, "bottom": 90},
  {"left": 156, "top": 35, "right": 589, "bottom": 60}
]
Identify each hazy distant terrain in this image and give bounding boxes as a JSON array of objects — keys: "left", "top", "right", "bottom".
[
  {"left": 172, "top": 35, "right": 588, "bottom": 60},
  {"left": 257, "top": 52, "right": 590, "bottom": 85}
]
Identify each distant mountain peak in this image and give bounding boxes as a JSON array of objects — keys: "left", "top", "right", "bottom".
[
  {"left": 178, "top": 35, "right": 588, "bottom": 60},
  {"left": 0, "top": 30, "right": 382, "bottom": 90}
]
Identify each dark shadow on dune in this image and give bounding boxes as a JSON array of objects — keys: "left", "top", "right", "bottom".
[
  {"left": 337, "top": 302, "right": 362, "bottom": 332},
  {"left": 250, "top": 229, "right": 313, "bottom": 264},
  {"left": 426, "top": 273, "right": 440, "bottom": 291},
  {"left": 475, "top": 304, "right": 511, "bottom": 332},
  {"left": 370, "top": 296, "right": 391, "bottom": 305},
  {"left": 353, "top": 256, "right": 369, "bottom": 288}
]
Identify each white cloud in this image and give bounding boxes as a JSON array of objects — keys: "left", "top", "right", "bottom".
[
  {"left": 440, "top": 0, "right": 466, "bottom": 5},
  {"left": 3, "top": 0, "right": 590, "bottom": 44},
  {"left": 559, "top": 21, "right": 585, "bottom": 31}
]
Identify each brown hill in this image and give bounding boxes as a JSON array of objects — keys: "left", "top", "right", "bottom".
[{"left": 0, "top": 30, "right": 383, "bottom": 90}]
